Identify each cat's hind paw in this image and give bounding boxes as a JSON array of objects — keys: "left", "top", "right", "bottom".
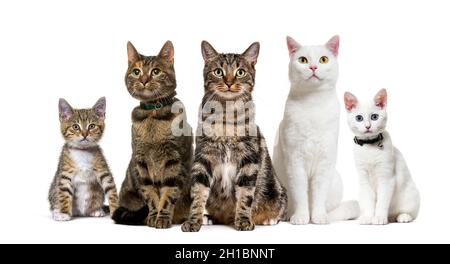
[
  {"left": 396, "top": 214, "right": 413, "bottom": 223},
  {"left": 202, "top": 215, "right": 213, "bottom": 225},
  {"left": 89, "top": 209, "right": 106, "bottom": 217},
  {"left": 358, "top": 216, "right": 373, "bottom": 225},
  {"left": 311, "top": 214, "right": 330, "bottom": 225},
  {"left": 262, "top": 219, "right": 279, "bottom": 226}
]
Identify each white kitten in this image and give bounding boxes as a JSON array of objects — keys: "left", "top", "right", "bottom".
[
  {"left": 273, "top": 35, "right": 359, "bottom": 225},
  {"left": 344, "top": 89, "right": 420, "bottom": 225}
]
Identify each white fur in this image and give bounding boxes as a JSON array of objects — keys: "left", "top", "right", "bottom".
[
  {"left": 345, "top": 91, "right": 420, "bottom": 225},
  {"left": 273, "top": 36, "right": 359, "bottom": 225},
  {"left": 52, "top": 209, "right": 71, "bottom": 221},
  {"left": 69, "top": 148, "right": 97, "bottom": 216}
]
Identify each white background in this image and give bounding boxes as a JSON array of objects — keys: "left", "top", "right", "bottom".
[{"left": 0, "top": 0, "right": 448, "bottom": 244}]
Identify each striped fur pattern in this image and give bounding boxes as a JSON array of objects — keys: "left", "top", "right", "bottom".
[
  {"left": 181, "top": 41, "right": 287, "bottom": 232},
  {"left": 112, "top": 41, "right": 193, "bottom": 228},
  {"left": 48, "top": 97, "right": 119, "bottom": 221}
]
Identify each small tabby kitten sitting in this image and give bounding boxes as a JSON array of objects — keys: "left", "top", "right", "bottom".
[
  {"left": 49, "top": 97, "right": 119, "bottom": 221},
  {"left": 344, "top": 89, "right": 420, "bottom": 225},
  {"left": 112, "top": 41, "right": 193, "bottom": 228},
  {"left": 181, "top": 41, "right": 287, "bottom": 232}
]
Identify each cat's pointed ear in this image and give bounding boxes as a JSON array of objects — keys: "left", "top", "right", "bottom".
[
  {"left": 59, "top": 98, "right": 73, "bottom": 121},
  {"left": 201, "top": 41, "right": 219, "bottom": 62},
  {"left": 344, "top": 92, "right": 358, "bottom": 112},
  {"left": 93, "top": 97, "right": 106, "bottom": 120},
  {"left": 326, "top": 35, "right": 340, "bottom": 56},
  {"left": 287, "top": 36, "right": 301, "bottom": 57},
  {"left": 242, "top": 42, "right": 260, "bottom": 65},
  {"left": 158, "top": 40, "right": 174, "bottom": 64},
  {"left": 374, "top": 89, "right": 387, "bottom": 109},
  {"left": 127, "top": 41, "right": 140, "bottom": 65}
]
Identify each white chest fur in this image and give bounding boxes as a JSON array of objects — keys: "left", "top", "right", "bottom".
[
  {"left": 69, "top": 148, "right": 96, "bottom": 184},
  {"left": 213, "top": 149, "right": 236, "bottom": 196}
]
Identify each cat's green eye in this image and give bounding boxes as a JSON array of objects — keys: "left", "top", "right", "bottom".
[
  {"left": 320, "top": 56, "right": 329, "bottom": 64},
  {"left": 132, "top": 69, "right": 141, "bottom": 76},
  {"left": 236, "top": 69, "right": 246, "bottom": 78},
  {"left": 88, "top": 124, "right": 96, "bottom": 130},
  {"left": 299, "top": 56, "right": 308, "bottom": 64},
  {"left": 214, "top": 68, "right": 223, "bottom": 77},
  {"left": 152, "top": 68, "right": 161, "bottom": 76},
  {"left": 72, "top": 124, "right": 80, "bottom": 130}
]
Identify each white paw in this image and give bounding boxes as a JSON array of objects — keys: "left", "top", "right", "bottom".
[
  {"left": 52, "top": 211, "right": 71, "bottom": 221},
  {"left": 311, "top": 214, "right": 330, "bottom": 225},
  {"left": 290, "top": 214, "right": 310, "bottom": 225},
  {"left": 358, "top": 216, "right": 373, "bottom": 225},
  {"left": 89, "top": 209, "right": 106, "bottom": 217},
  {"left": 262, "top": 219, "right": 279, "bottom": 226},
  {"left": 397, "top": 214, "right": 413, "bottom": 223},
  {"left": 202, "top": 215, "right": 213, "bottom": 225},
  {"left": 372, "top": 216, "right": 388, "bottom": 225}
]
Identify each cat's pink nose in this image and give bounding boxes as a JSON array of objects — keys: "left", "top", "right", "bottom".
[
  {"left": 365, "top": 124, "right": 371, "bottom": 129},
  {"left": 309, "top": 65, "right": 318, "bottom": 71}
]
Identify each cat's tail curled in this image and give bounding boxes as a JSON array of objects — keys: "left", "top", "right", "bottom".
[
  {"left": 112, "top": 206, "right": 149, "bottom": 225},
  {"left": 329, "top": 200, "right": 360, "bottom": 222}
]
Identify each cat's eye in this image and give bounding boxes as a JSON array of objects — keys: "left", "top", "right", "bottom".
[
  {"left": 88, "top": 124, "right": 96, "bottom": 130},
  {"left": 371, "top": 114, "right": 379, "bottom": 121},
  {"left": 72, "top": 124, "right": 80, "bottom": 130},
  {"left": 236, "top": 69, "right": 246, "bottom": 78},
  {"left": 132, "top": 69, "right": 141, "bottom": 76},
  {"left": 214, "top": 68, "right": 223, "bottom": 77},
  {"left": 298, "top": 57, "right": 308, "bottom": 64},
  {"left": 355, "top": 115, "right": 364, "bottom": 122},
  {"left": 152, "top": 68, "right": 161, "bottom": 76},
  {"left": 319, "top": 56, "right": 329, "bottom": 64}
]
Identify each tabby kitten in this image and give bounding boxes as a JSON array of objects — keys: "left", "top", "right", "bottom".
[
  {"left": 181, "top": 41, "right": 287, "bottom": 232},
  {"left": 49, "top": 97, "right": 119, "bottom": 221},
  {"left": 112, "top": 41, "right": 193, "bottom": 229}
]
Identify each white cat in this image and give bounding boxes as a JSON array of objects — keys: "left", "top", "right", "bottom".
[
  {"left": 273, "top": 35, "right": 359, "bottom": 225},
  {"left": 344, "top": 89, "right": 420, "bottom": 225}
]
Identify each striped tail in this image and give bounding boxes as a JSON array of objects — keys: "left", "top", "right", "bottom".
[{"left": 112, "top": 206, "right": 149, "bottom": 225}]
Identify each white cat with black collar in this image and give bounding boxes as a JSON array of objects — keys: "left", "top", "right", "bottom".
[{"left": 344, "top": 89, "right": 420, "bottom": 225}]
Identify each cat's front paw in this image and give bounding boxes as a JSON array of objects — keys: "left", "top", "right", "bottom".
[
  {"left": 372, "top": 216, "right": 388, "bottom": 225},
  {"left": 358, "top": 216, "right": 373, "bottom": 225},
  {"left": 52, "top": 211, "right": 71, "bottom": 221},
  {"left": 146, "top": 215, "right": 157, "bottom": 227},
  {"left": 235, "top": 218, "right": 255, "bottom": 231},
  {"left": 311, "top": 214, "right": 330, "bottom": 225},
  {"left": 290, "top": 213, "right": 310, "bottom": 225},
  {"left": 181, "top": 219, "right": 202, "bottom": 232},
  {"left": 155, "top": 216, "right": 172, "bottom": 229}
]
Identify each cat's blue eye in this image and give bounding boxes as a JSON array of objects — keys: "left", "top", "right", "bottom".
[
  {"left": 371, "top": 114, "right": 379, "bottom": 121},
  {"left": 355, "top": 115, "right": 364, "bottom": 122}
]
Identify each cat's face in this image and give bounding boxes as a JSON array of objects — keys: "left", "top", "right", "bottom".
[
  {"left": 125, "top": 41, "right": 176, "bottom": 102},
  {"left": 201, "top": 41, "right": 259, "bottom": 101},
  {"left": 59, "top": 97, "right": 106, "bottom": 148},
  {"left": 287, "top": 36, "right": 339, "bottom": 88},
  {"left": 344, "top": 89, "right": 388, "bottom": 138}
]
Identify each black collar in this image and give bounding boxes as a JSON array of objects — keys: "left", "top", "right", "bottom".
[
  {"left": 354, "top": 133, "right": 384, "bottom": 148},
  {"left": 140, "top": 97, "right": 175, "bottom": 111}
]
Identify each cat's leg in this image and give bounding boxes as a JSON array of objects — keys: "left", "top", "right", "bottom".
[
  {"left": 372, "top": 168, "right": 395, "bottom": 225},
  {"left": 310, "top": 166, "right": 333, "bottom": 225},
  {"left": 234, "top": 158, "right": 258, "bottom": 231},
  {"left": 87, "top": 182, "right": 106, "bottom": 217},
  {"left": 285, "top": 150, "right": 309, "bottom": 225},
  {"left": 51, "top": 172, "right": 75, "bottom": 221},
  {"left": 181, "top": 158, "right": 212, "bottom": 232},
  {"left": 94, "top": 158, "right": 119, "bottom": 215},
  {"left": 358, "top": 169, "right": 376, "bottom": 225},
  {"left": 137, "top": 162, "right": 160, "bottom": 227}
]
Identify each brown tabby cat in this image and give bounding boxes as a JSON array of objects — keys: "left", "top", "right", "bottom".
[
  {"left": 49, "top": 97, "right": 119, "bottom": 221},
  {"left": 112, "top": 41, "right": 193, "bottom": 228},
  {"left": 181, "top": 41, "right": 287, "bottom": 232}
]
